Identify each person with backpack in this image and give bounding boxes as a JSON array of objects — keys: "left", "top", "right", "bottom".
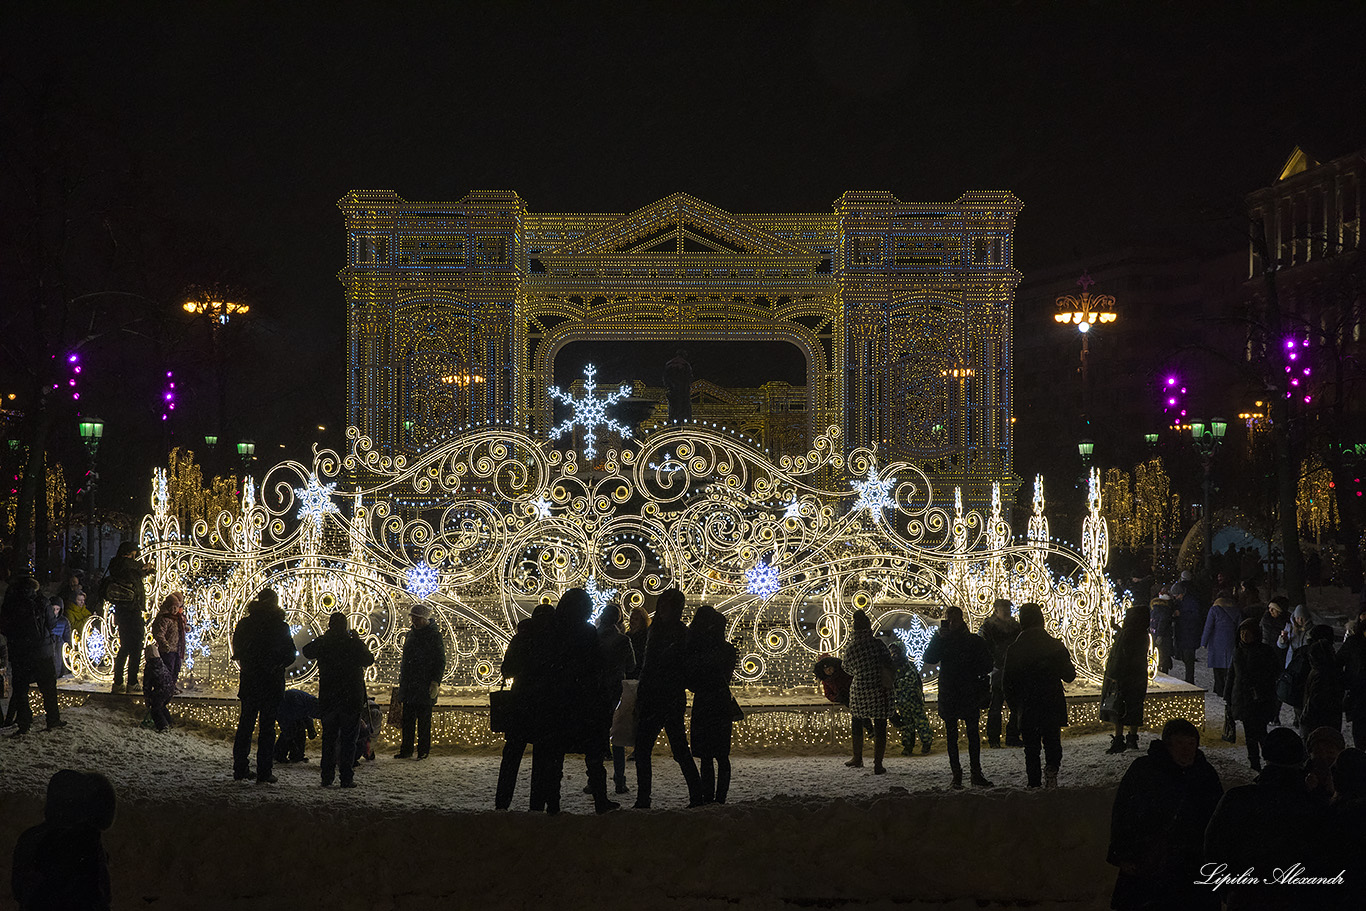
[
  {"left": 104, "top": 543, "right": 154, "bottom": 694},
  {"left": 924, "top": 605, "right": 995, "bottom": 788}
]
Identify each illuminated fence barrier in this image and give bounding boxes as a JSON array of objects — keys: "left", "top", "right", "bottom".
[{"left": 66, "top": 414, "right": 1131, "bottom": 694}]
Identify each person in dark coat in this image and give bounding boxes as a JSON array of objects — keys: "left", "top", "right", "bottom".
[
  {"left": 104, "top": 542, "right": 153, "bottom": 694},
  {"left": 1148, "top": 592, "right": 1174, "bottom": 675},
  {"left": 494, "top": 611, "right": 543, "bottom": 810},
  {"left": 924, "top": 605, "right": 994, "bottom": 788},
  {"left": 1328, "top": 747, "right": 1366, "bottom": 910},
  {"left": 1107, "top": 717, "right": 1223, "bottom": 911},
  {"left": 394, "top": 602, "right": 445, "bottom": 760},
  {"left": 978, "top": 598, "right": 1022, "bottom": 747},
  {"left": 1201, "top": 596, "right": 1241, "bottom": 696},
  {"left": 596, "top": 603, "right": 636, "bottom": 795},
  {"left": 1170, "top": 581, "right": 1203, "bottom": 684},
  {"left": 1261, "top": 595, "right": 1291, "bottom": 723},
  {"left": 686, "top": 603, "right": 738, "bottom": 803},
  {"left": 1224, "top": 617, "right": 1281, "bottom": 771},
  {"left": 1099, "top": 603, "right": 1151, "bottom": 754},
  {"left": 1338, "top": 604, "right": 1366, "bottom": 749},
  {"left": 1299, "top": 624, "right": 1344, "bottom": 740},
  {"left": 554, "top": 588, "right": 619, "bottom": 814},
  {"left": 274, "top": 689, "right": 320, "bottom": 764},
  {"left": 1003, "top": 602, "right": 1077, "bottom": 788},
  {"left": 302, "top": 612, "right": 376, "bottom": 788},
  {"left": 230, "top": 587, "right": 297, "bottom": 783},
  {"left": 889, "top": 640, "right": 934, "bottom": 755},
  {"left": 1203, "top": 727, "right": 1331, "bottom": 910},
  {"left": 141, "top": 642, "right": 175, "bottom": 731},
  {"left": 11, "top": 770, "right": 116, "bottom": 911},
  {"left": 633, "top": 588, "right": 704, "bottom": 809},
  {"left": 0, "top": 576, "right": 62, "bottom": 733}
]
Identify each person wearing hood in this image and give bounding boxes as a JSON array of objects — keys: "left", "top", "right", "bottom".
[
  {"left": 633, "top": 588, "right": 704, "bottom": 808},
  {"left": 302, "top": 612, "right": 376, "bottom": 788},
  {"left": 0, "top": 576, "right": 62, "bottom": 734},
  {"left": 1107, "top": 717, "right": 1223, "bottom": 910},
  {"left": 141, "top": 641, "right": 175, "bottom": 732},
  {"left": 1278, "top": 604, "right": 1312, "bottom": 664},
  {"left": 11, "top": 770, "right": 117, "bottom": 911},
  {"left": 1299, "top": 624, "right": 1344, "bottom": 740},
  {"left": 686, "top": 603, "right": 737, "bottom": 803},
  {"left": 103, "top": 542, "right": 154, "bottom": 694},
  {"left": 1201, "top": 596, "right": 1241, "bottom": 696},
  {"left": 1224, "top": 617, "right": 1281, "bottom": 770},
  {"left": 1170, "top": 580, "right": 1203, "bottom": 685},
  {"left": 923, "top": 605, "right": 994, "bottom": 788},
  {"left": 230, "top": 588, "right": 297, "bottom": 783},
  {"left": 1099, "top": 603, "right": 1151, "bottom": 754},
  {"left": 149, "top": 592, "right": 187, "bottom": 689},
  {"left": 1204, "top": 727, "right": 1330, "bottom": 909},
  {"left": 1148, "top": 592, "right": 1174, "bottom": 675},
  {"left": 1277, "top": 605, "right": 1314, "bottom": 727},
  {"left": 394, "top": 602, "right": 445, "bottom": 761},
  {"left": 1003, "top": 602, "right": 1077, "bottom": 788}
]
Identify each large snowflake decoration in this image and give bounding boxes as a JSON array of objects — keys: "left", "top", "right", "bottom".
[
  {"left": 585, "top": 574, "right": 618, "bottom": 624},
  {"left": 294, "top": 476, "right": 340, "bottom": 529},
  {"left": 894, "top": 615, "right": 936, "bottom": 671},
  {"left": 405, "top": 560, "right": 440, "bottom": 600},
  {"left": 183, "top": 604, "right": 211, "bottom": 670},
  {"left": 86, "top": 625, "right": 107, "bottom": 665},
  {"left": 745, "top": 559, "right": 781, "bottom": 601},
  {"left": 851, "top": 466, "right": 896, "bottom": 522},
  {"left": 530, "top": 496, "right": 553, "bottom": 520},
  {"left": 782, "top": 496, "right": 803, "bottom": 521},
  {"left": 547, "top": 364, "right": 632, "bottom": 460}
]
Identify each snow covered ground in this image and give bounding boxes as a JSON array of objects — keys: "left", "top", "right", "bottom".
[{"left": 0, "top": 655, "right": 1282, "bottom": 910}]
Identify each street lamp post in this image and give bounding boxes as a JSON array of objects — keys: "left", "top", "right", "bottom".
[
  {"left": 1190, "top": 419, "right": 1228, "bottom": 575},
  {"left": 1054, "top": 273, "right": 1118, "bottom": 430},
  {"left": 78, "top": 417, "right": 105, "bottom": 577},
  {"left": 236, "top": 439, "right": 255, "bottom": 478},
  {"left": 184, "top": 295, "right": 249, "bottom": 450}
]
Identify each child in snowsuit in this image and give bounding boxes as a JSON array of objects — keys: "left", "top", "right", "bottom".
[
  {"left": 274, "top": 688, "right": 320, "bottom": 763},
  {"left": 890, "top": 643, "right": 934, "bottom": 754},
  {"left": 142, "top": 642, "right": 174, "bottom": 732}
]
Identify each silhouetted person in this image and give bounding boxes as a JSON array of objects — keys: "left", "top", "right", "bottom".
[
  {"left": 596, "top": 602, "right": 636, "bottom": 795},
  {"left": 1171, "top": 580, "right": 1202, "bottom": 684},
  {"left": 1300, "top": 624, "right": 1344, "bottom": 740},
  {"left": 556, "top": 588, "right": 619, "bottom": 813},
  {"left": 11, "top": 769, "right": 116, "bottom": 911},
  {"left": 0, "top": 576, "right": 62, "bottom": 733},
  {"left": 1003, "top": 602, "right": 1077, "bottom": 787},
  {"left": 633, "top": 588, "right": 703, "bottom": 808},
  {"left": 686, "top": 603, "right": 737, "bottom": 803},
  {"left": 274, "top": 689, "right": 320, "bottom": 763},
  {"left": 394, "top": 602, "right": 445, "bottom": 760},
  {"left": 663, "top": 349, "right": 693, "bottom": 421},
  {"left": 1202, "top": 596, "right": 1241, "bottom": 697},
  {"left": 1339, "top": 603, "right": 1366, "bottom": 748},
  {"left": 104, "top": 542, "right": 153, "bottom": 694},
  {"left": 303, "top": 611, "right": 376, "bottom": 788},
  {"left": 141, "top": 642, "right": 174, "bottom": 731},
  {"left": 1107, "top": 718, "right": 1223, "bottom": 911},
  {"left": 1224, "top": 618, "right": 1281, "bottom": 771},
  {"left": 979, "top": 598, "right": 1022, "bottom": 747},
  {"left": 925, "top": 605, "right": 994, "bottom": 787},
  {"left": 231, "top": 588, "right": 296, "bottom": 783},
  {"left": 1100, "top": 602, "right": 1151, "bottom": 754},
  {"left": 495, "top": 611, "right": 545, "bottom": 810}
]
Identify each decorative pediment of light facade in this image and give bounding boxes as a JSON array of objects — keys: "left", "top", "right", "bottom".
[{"left": 543, "top": 192, "right": 814, "bottom": 259}]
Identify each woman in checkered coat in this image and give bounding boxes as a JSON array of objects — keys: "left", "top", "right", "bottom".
[{"left": 840, "top": 610, "right": 892, "bottom": 773}]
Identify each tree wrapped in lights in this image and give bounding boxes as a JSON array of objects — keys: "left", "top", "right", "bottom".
[{"left": 1297, "top": 458, "right": 1338, "bottom": 541}]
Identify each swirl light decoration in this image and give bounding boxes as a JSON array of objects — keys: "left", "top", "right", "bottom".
[{"left": 70, "top": 423, "right": 1127, "bottom": 690}]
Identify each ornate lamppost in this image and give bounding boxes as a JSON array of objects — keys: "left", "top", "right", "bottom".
[
  {"left": 1078, "top": 438, "right": 1094, "bottom": 479},
  {"left": 78, "top": 417, "right": 105, "bottom": 576},
  {"left": 184, "top": 294, "right": 249, "bottom": 447},
  {"left": 1054, "top": 272, "right": 1118, "bottom": 428},
  {"left": 236, "top": 439, "right": 256, "bottom": 478},
  {"left": 1190, "top": 419, "right": 1228, "bottom": 574}
]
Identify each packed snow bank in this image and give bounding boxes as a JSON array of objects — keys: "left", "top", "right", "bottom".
[{"left": 1, "top": 696, "right": 1264, "bottom": 910}]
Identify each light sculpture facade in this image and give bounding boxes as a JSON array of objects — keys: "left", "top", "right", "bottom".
[
  {"left": 340, "top": 189, "right": 1022, "bottom": 509},
  {"left": 66, "top": 419, "right": 1129, "bottom": 692}
]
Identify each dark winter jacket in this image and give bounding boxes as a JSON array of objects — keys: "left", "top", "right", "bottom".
[
  {"left": 558, "top": 606, "right": 610, "bottom": 755},
  {"left": 1172, "top": 593, "right": 1203, "bottom": 651},
  {"left": 1223, "top": 626, "right": 1281, "bottom": 725},
  {"left": 105, "top": 555, "right": 150, "bottom": 611},
  {"left": 1148, "top": 598, "right": 1173, "bottom": 641},
  {"left": 978, "top": 613, "right": 1021, "bottom": 670},
  {"left": 0, "top": 585, "right": 49, "bottom": 662},
  {"left": 1099, "top": 607, "right": 1150, "bottom": 727},
  {"left": 1339, "top": 634, "right": 1366, "bottom": 725},
  {"left": 1107, "top": 739, "right": 1223, "bottom": 908},
  {"left": 277, "top": 689, "right": 321, "bottom": 728},
  {"left": 923, "top": 625, "right": 993, "bottom": 720},
  {"left": 1002, "top": 625, "right": 1076, "bottom": 730},
  {"left": 1203, "top": 765, "right": 1330, "bottom": 910},
  {"left": 597, "top": 624, "right": 635, "bottom": 693},
  {"left": 231, "top": 606, "right": 297, "bottom": 704},
  {"left": 11, "top": 821, "right": 110, "bottom": 911},
  {"left": 637, "top": 617, "right": 690, "bottom": 718},
  {"left": 302, "top": 629, "right": 375, "bottom": 714},
  {"left": 1260, "top": 610, "right": 1289, "bottom": 666},
  {"left": 397, "top": 622, "right": 445, "bottom": 705},
  {"left": 687, "top": 622, "right": 737, "bottom": 760},
  {"left": 142, "top": 646, "right": 173, "bottom": 699},
  {"left": 1300, "top": 637, "right": 1344, "bottom": 734}
]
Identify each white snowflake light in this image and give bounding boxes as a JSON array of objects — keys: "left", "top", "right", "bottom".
[
  {"left": 531, "top": 497, "right": 553, "bottom": 520},
  {"left": 851, "top": 466, "right": 896, "bottom": 522},
  {"left": 783, "top": 496, "right": 803, "bottom": 521},
  {"left": 86, "top": 626, "right": 107, "bottom": 665},
  {"left": 585, "top": 574, "right": 617, "bottom": 624},
  {"left": 547, "top": 364, "right": 632, "bottom": 459},
  {"left": 183, "top": 604, "right": 210, "bottom": 670},
  {"left": 294, "top": 476, "right": 340, "bottom": 528},
  {"left": 745, "top": 559, "right": 780, "bottom": 601},
  {"left": 894, "top": 616, "right": 936, "bottom": 671},
  {"left": 405, "top": 560, "right": 440, "bottom": 600}
]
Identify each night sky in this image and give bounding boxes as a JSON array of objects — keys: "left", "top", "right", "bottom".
[{"left": 3, "top": 1, "right": 1364, "bottom": 509}]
